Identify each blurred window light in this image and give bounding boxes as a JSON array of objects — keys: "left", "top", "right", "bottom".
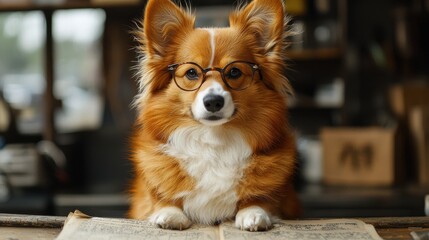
[
  {"left": 53, "top": 9, "right": 105, "bottom": 43},
  {"left": 0, "top": 9, "right": 106, "bottom": 135},
  {"left": 195, "top": 6, "right": 232, "bottom": 28},
  {"left": 3, "top": 11, "right": 45, "bottom": 53},
  {"left": 53, "top": 9, "right": 106, "bottom": 133},
  {"left": 0, "top": 11, "right": 45, "bottom": 134}
]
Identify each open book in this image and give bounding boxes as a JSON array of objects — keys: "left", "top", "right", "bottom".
[{"left": 56, "top": 210, "right": 383, "bottom": 240}]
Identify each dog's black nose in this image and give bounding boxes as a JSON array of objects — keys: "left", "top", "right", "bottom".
[{"left": 203, "top": 94, "right": 224, "bottom": 113}]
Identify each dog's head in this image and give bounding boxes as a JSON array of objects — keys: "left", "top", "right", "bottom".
[{"left": 135, "top": 0, "right": 292, "bottom": 149}]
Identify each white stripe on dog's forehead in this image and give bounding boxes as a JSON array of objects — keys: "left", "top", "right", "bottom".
[
  {"left": 204, "top": 28, "right": 216, "bottom": 67},
  {"left": 207, "top": 81, "right": 223, "bottom": 94}
]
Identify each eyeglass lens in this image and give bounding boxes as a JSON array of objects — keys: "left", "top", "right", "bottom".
[{"left": 173, "top": 62, "right": 255, "bottom": 91}]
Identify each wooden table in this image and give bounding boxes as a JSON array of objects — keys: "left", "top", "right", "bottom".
[
  {"left": 360, "top": 216, "right": 429, "bottom": 240},
  {"left": 0, "top": 214, "right": 65, "bottom": 239},
  {"left": 0, "top": 214, "right": 428, "bottom": 240}
]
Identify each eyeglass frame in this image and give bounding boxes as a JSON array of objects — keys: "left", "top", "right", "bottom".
[{"left": 167, "top": 60, "right": 263, "bottom": 91}]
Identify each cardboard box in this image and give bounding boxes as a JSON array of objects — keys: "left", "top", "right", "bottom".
[{"left": 321, "top": 127, "right": 402, "bottom": 186}]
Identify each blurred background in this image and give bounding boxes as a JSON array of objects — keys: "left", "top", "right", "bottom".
[{"left": 0, "top": 0, "right": 428, "bottom": 218}]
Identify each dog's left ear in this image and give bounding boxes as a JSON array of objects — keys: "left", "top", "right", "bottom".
[
  {"left": 135, "top": 0, "right": 195, "bottom": 96},
  {"left": 230, "top": 0, "right": 286, "bottom": 57},
  {"left": 142, "top": 0, "right": 195, "bottom": 58}
]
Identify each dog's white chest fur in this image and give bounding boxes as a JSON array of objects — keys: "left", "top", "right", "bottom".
[{"left": 162, "top": 126, "right": 252, "bottom": 224}]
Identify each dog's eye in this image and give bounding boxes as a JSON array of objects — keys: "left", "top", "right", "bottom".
[
  {"left": 226, "top": 67, "right": 242, "bottom": 79},
  {"left": 185, "top": 69, "right": 199, "bottom": 80}
]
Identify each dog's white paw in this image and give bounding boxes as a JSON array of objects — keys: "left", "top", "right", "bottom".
[
  {"left": 149, "top": 207, "right": 192, "bottom": 230},
  {"left": 235, "top": 206, "right": 273, "bottom": 231}
]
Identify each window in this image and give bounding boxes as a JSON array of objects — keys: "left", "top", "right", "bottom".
[
  {"left": 0, "top": 9, "right": 105, "bottom": 135},
  {"left": 53, "top": 9, "right": 105, "bottom": 132},
  {"left": 0, "top": 11, "right": 45, "bottom": 134}
]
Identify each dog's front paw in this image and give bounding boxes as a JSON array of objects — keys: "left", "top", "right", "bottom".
[
  {"left": 235, "top": 206, "right": 272, "bottom": 231},
  {"left": 149, "top": 207, "right": 192, "bottom": 230}
]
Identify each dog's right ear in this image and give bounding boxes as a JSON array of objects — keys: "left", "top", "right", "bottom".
[{"left": 142, "top": 0, "right": 195, "bottom": 58}]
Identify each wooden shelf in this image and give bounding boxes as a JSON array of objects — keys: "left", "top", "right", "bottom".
[
  {"left": 286, "top": 48, "right": 344, "bottom": 60},
  {"left": 288, "top": 96, "right": 343, "bottom": 110},
  {"left": 0, "top": 1, "right": 144, "bottom": 12},
  {"left": 299, "top": 184, "right": 427, "bottom": 218},
  {"left": 289, "top": 102, "right": 342, "bottom": 110}
]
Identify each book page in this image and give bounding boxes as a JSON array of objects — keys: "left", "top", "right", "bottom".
[
  {"left": 56, "top": 211, "right": 383, "bottom": 240},
  {"left": 55, "top": 210, "right": 218, "bottom": 240},
  {"left": 219, "top": 219, "right": 383, "bottom": 240}
]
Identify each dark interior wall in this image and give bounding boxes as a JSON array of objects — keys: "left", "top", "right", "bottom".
[{"left": 345, "top": 0, "right": 397, "bottom": 126}]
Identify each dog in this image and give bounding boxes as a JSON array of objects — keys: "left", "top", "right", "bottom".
[{"left": 129, "top": 0, "right": 301, "bottom": 231}]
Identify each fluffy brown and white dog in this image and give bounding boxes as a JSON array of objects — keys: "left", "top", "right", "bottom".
[{"left": 129, "top": 0, "right": 300, "bottom": 231}]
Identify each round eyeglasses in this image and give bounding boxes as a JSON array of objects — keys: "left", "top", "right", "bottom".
[{"left": 167, "top": 61, "right": 262, "bottom": 91}]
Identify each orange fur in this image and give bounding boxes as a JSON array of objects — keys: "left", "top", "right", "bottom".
[{"left": 129, "top": 0, "right": 301, "bottom": 228}]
